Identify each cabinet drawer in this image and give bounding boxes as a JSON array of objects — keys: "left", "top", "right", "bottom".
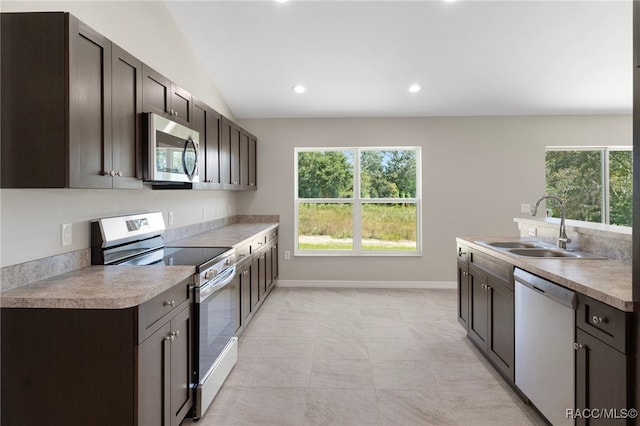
[
  {"left": 235, "top": 243, "right": 251, "bottom": 263},
  {"left": 470, "top": 250, "right": 512, "bottom": 288},
  {"left": 252, "top": 235, "right": 267, "bottom": 253},
  {"left": 576, "top": 293, "right": 630, "bottom": 354},
  {"left": 457, "top": 244, "right": 469, "bottom": 264},
  {"left": 268, "top": 228, "right": 278, "bottom": 242},
  {"left": 138, "top": 278, "right": 191, "bottom": 343}
]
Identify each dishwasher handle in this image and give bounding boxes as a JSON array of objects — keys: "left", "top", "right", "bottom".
[{"left": 514, "top": 268, "right": 577, "bottom": 310}]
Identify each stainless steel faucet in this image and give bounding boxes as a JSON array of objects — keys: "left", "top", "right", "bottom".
[{"left": 531, "top": 195, "right": 571, "bottom": 249}]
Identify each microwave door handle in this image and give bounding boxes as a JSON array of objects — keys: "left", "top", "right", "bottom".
[{"left": 182, "top": 138, "right": 198, "bottom": 180}]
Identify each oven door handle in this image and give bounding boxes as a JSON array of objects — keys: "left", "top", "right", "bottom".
[{"left": 196, "top": 265, "right": 236, "bottom": 303}]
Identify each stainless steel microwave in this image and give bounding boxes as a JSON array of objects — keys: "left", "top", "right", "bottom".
[{"left": 143, "top": 112, "right": 199, "bottom": 183}]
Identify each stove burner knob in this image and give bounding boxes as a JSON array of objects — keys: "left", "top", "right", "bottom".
[
  {"left": 226, "top": 257, "right": 235, "bottom": 266},
  {"left": 204, "top": 270, "right": 217, "bottom": 280}
]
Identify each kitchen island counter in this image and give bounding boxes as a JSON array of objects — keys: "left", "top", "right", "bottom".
[{"left": 457, "top": 236, "right": 632, "bottom": 311}]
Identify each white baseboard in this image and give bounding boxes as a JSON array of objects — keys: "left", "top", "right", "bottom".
[{"left": 276, "top": 280, "right": 456, "bottom": 289}]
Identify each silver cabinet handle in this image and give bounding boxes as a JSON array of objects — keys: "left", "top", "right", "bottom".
[
  {"left": 573, "top": 342, "right": 584, "bottom": 350},
  {"left": 462, "top": 271, "right": 468, "bottom": 276},
  {"left": 117, "top": 171, "right": 123, "bottom": 177},
  {"left": 164, "top": 300, "right": 176, "bottom": 307},
  {"left": 592, "top": 315, "right": 605, "bottom": 325}
]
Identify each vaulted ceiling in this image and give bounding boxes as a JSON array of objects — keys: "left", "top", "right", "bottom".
[{"left": 165, "top": 1, "right": 631, "bottom": 119}]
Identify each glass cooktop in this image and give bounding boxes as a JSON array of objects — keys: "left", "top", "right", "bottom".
[{"left": 118, "top": 246, "right": 231, "bottom": 267}]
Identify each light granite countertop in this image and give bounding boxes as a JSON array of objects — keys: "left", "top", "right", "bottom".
[
  {"left": 0, "top": 266, "right": 195, "bottom": 309},
  {"left": 457, "top": 236, "right": 632, "bottom": 312},
  {"left": 167, "top": 222, "right": 279, "bottom": 248},
  {"left": 0, "top": 222, "right": 279, "bottom": 310}
]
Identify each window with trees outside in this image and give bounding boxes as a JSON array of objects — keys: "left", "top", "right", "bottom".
[
  {"left": 545, "top": 147, "right": 632, "bottom": 227},
  {"left": 295, "top": 147, "right": 421, "bottom": 255}
]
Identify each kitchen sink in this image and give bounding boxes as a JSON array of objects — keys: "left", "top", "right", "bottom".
[
  {"left": 508, "top": 248, "right": 581, "bottom": 258},
  {"left": 475, "top": 240, "right": 606, "bottom": 260},
  {"left": 483, "top": 241, "right": 544, "bottom": 249}
]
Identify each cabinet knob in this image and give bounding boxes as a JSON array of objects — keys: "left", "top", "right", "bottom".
[
  {"left": 462, "top": 271, "right": 468, "bottom": 276},
  {"left": 165, "top": 334, "right": 175, "bottom": 342},
  {"left": 106, "top": 170, "right": 116, "bottom": 177},
  {"left": 573, "top": 342, "right": 584, "bottom": 350},
  {"left": 117, "top": 171, "right": 123, "bottom": 177},
  {"left": 592, "top": 315, "right": 605, "bottom": 325},
  {"left": 164, "top": 300, "right": 176, "bottom": 307}
]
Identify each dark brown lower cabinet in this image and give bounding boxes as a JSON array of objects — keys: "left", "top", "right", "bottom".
[
  {"left": 1, "top": 279, "right": 193, "bottom": 426},
  {"left": 457, "top": 258, "right": 470, "bottom": 330},
  {"left": 138, "top": 303, "right": 193, "bottom": 426},
  {"left": 575, "top": 329, "right": 630, "bottom": 425},
  {"left": 466, "top": 251, "right": 515, "bottom": 383},
  {"left": 239, "top": 259, "right": 252, "bottom": 327}
]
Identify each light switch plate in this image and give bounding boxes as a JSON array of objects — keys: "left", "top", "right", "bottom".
[
  {"left": 168, "top": 211, "right": 174, "bottom": 226},
  {"left": 284, "top": 250, "right": 291, "bottom": 260},
  {"left": 528, "top": 227, "right": 537, "bottom": 237},
  {"left": 520, "top": 203, "right": 531, "bottom": 214}
]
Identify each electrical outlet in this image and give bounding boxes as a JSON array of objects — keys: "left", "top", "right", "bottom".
[
  {"left": 202, "top": 208, "right": 206, "bottom": 220},
  {"left": 61, "top": 223, "right": 72, "bottom": 246},
  {"left": 528, "top": 227, "right": 537, "bottom": 237},
  {"left": 520, "top": 203, "right": 531, "bottom": 214},
  {"left": 284, "top": 250, "right": 291, "bottom": 260},
  {"left": 168, "top": 211, "right": 174, "bottom": 226}
]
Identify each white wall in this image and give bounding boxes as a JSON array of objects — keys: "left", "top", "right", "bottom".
[
  {"left": 0, "top": 1, "right": 237, "bottom": 267},
  {"left": 238, "top": 115, "right": 631, "bottom": 283}
]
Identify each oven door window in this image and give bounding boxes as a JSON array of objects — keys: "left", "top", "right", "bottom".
[{"left": 198, "top": 279, "right": 237, "bottom": 383}]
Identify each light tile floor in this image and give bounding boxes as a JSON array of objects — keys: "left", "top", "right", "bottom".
[{"left": 187, "top": 287, "right": 548, "bottom": 426}]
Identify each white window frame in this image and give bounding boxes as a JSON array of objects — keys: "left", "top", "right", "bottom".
[
  {"left": 545, "top": 145, "right": 632, "bottom": 226},
  {"left": 294, "top": 146, "right": 422, "bottom": 256}
]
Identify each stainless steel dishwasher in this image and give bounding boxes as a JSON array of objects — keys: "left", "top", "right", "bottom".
[{"left": 514, "top": 268, "right": 577, "bottom": 426}]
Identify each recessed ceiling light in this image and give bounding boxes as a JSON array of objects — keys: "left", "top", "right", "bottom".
[
  {"left": 275, "top": 0, "right": 289, "bottom": 3},
  {"left": 408, "top": 84, "right": 421, "bottom": 93},
  {"left": 293, "top": 85, "right": 306, "bottom": 94}
]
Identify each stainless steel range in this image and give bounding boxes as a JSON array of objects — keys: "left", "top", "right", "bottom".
[{"left": 91, "top": 212, "right": 238, "bottom": 420}]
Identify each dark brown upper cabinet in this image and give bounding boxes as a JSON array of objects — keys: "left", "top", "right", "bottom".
[
  {"left": 192, "top": 99, "right": 221, "bottom": 188},
  {"left": 111, "top": 44, "right": 144, "bottom": 189},
  {"left": 1, "top": 12, "right": 142, "bottom": 189},
  {"left": 239, "top": 129, "right": 258, "bottom": 190},
  {"left": 142, "top": 65, "right": 193, "bottom": 127},
  {"left": 219, "top": 116, "right": 257, "bottom": 191}
]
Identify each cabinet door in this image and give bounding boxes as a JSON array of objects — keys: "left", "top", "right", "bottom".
[
  {"left": 251, "top": 253, "right": 261, "bottom": 311},
  {"left": 193, "top": 101, "right": 208, "bottom": 184},
  {"left": 468, "top": 268, "right": 488, "bottom": 349},
  {"left": 575, "top": 329, "right": 630, "bottom": 426},
  {"left": 205, "top": 109, "right": 221, "bottom": 184},
  {"left": 240, "top": 263, "right": 252, "bottom": 325},
  {"left": 230, "top": 123, "right": 242, "bottom": 186},
  {"left": 240, "top": 130, "right": 250, "bottom": 187},
  {"left": 138, "top": 322, "right": 172, "bottom": 426},
  {"left": 265, "top": 243, "right": 273, "bottom": 292},
  {"left": 111, "top": 44, "right": 143, "bottom": 189},
  {"left": 68, "top": 16, "right": 113, "bottom": 188},
  {"left": 248, "top": 134, "right": 257, "bottom": 189},
  {"left": 143, "top": 65, "right": 171, "bottom": 116},
  {"left": 256, "top": 249, "right": 267, "bottom": 301},
  {"left": 457, "top": 260, "right": 470, "bottom": 330},
  {"left": 1, "top": 12, "right": 68, "bottom": 188},
  {"left": 219, "top": 117, "right": 232, "bottom": 185},
  {"left": 271, "top": 239, "right": 279, "bottom": 282},
  {"left": 169, "top": 305, "right": 193, "bottom": 426},
  {"left": 170, "top": 84, "right": 192, "bottom": 127},
  {"left": 487, "top": 277, "right": 515, "bottom": 382}
]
